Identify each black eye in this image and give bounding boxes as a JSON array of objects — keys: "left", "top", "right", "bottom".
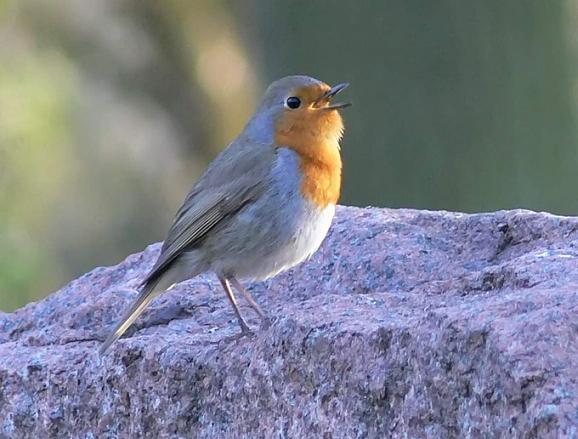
[{"left": 285, "top": 96, "right": 301, "bottom": 109}]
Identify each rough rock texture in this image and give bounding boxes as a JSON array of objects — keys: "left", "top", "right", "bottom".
[{"left": 1, "top": 206, "right": 578, "bottom": 438}]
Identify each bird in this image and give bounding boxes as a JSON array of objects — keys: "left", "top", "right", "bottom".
[{"left": 99, "top": 75, "right": 350, "bottom": 355}]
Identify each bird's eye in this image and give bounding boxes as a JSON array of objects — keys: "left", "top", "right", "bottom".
[{"left": 285, "top": 96, "right": 301, "bottom": 109}]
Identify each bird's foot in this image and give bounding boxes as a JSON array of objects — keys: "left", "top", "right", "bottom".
[
  {"left": 216, "top": 314, "right": 273, "bottom": 345},
  {"left": 259, "top": 316, "right": 272, "bottom": 330},
  {"left": 220, "top": 326, "right": 255, "bottom": 344}
]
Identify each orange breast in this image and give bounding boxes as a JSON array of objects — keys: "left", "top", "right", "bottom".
[{"left": 274, "top": 110, "right": 343, "bottom": 208}]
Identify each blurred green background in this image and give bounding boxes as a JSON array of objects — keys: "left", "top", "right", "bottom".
[{"left": 2, "top": 0, "right": 578, "bottom": 311}]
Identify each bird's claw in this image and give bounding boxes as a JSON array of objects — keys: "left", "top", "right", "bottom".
[
  {"left": 220, "top": 326, "right": 254, "bottom": 345},
  {"left": 259, "top": 316, "right": 272, "bottom": 330}
]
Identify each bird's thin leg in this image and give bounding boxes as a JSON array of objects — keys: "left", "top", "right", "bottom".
[
  {"left": 229, "top": 276, "right": 270, "bottom": 327},
  {"left": 218, "top": 275, "right": 252, "bottom": 334}
]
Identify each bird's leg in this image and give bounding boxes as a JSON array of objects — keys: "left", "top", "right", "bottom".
[
  {"left": 229, "top": 276, "right": 271, "bottom": 328},
  {"left": 218, "top": 275, "right": 252, "bottom": 335}
]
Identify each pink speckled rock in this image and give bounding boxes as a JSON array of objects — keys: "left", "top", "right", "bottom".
[{"left": 1, "top": 206, "right": 578, "bottom": 438}]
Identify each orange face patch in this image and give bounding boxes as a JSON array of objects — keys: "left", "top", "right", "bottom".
[{"left": 274, "top": 84, "right": 344, "bottom": 208}]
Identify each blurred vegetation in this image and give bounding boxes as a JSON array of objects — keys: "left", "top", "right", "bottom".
[{"left": 1, "top": 0, "right": 578, "bottom": 310}]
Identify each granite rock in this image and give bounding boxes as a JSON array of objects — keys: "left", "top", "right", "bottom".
[{"left": 1, "top": 206, "right": 578, "bottom": 438}]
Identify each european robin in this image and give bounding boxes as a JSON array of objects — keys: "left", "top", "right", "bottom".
[{"left": 99, "top": 75, "right": 350, "bottom": 354}]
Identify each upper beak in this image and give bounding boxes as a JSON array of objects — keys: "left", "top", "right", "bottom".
[{"left": 314, "top": 82, "right": 351, "bottom": 109}]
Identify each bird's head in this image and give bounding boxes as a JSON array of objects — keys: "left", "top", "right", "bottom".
[{"left": 245, "top": 75, "right": 350, "bottom": 149}]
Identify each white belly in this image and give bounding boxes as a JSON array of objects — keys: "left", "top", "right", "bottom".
[{"left": 249, "top": 202, "right": 335, "bottom": 280}]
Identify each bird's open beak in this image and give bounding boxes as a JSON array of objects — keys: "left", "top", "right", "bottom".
[{"left": 314, "top": 83, "right": 351, "bottom": 110}]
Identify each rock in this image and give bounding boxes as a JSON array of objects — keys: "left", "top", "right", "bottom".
[{"left": 1, "top": 206, "right": 578, "bottom": 438}]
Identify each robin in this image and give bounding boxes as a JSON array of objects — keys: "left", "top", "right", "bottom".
[{"left": 99, "top": 75, "right": 350, "bottom": 354}]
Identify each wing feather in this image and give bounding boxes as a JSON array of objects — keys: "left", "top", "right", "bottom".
[{"left": 142, "top": 140, "right": 275, "bottom": 286}]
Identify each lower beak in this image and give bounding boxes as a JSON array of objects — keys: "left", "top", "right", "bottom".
[{"left": 315, "top": 83, "right": 351, "bottom": 109}]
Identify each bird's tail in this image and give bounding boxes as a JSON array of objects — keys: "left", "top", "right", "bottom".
[{"left": 99, "top": 278, "right": 161, "bottom": 355}]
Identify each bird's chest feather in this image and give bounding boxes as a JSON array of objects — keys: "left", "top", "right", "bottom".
[
  {"left": 268, "top": 148, "right": 337, "bottom": 261},
  {"left": 215, "top": 148, "right": 338, "bottom": 280},
  {"left": 274, "top": 114, "right": 342, "bottom": 208}
]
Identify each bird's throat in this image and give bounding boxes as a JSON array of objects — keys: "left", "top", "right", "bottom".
[{"left": 274, "top": 112, "right": 343, "bottom": 208}]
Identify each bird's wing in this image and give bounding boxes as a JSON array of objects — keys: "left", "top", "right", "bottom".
[{"left": 143, "top": 140, "right": 275, "bottom": 286}]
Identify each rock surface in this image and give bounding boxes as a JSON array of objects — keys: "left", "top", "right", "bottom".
[{"left": 1, "top": 206, "right": 578, "bottom": 438}]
